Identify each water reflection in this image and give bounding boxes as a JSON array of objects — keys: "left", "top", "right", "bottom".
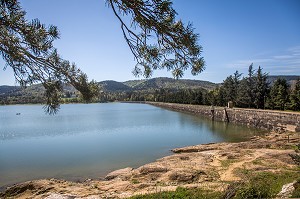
[
  {"left": 175, "top": 110, "right": 263, "bottom": 143},
  {"left": 0, "top": 103, "right": 264, "bottom": 188}
]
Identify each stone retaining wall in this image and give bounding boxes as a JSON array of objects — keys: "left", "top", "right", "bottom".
[{"left": 147, "top": 102, "right": 300, "bottom": 132}]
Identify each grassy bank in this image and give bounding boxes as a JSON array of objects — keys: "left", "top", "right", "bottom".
[{"left": 130, "top": 171, "right": 300, "bottom": 199}]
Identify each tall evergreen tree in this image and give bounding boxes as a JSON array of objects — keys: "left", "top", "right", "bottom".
[
  {"left": 222, "top": 75, "right": 235, "bottom": 103},
  {"left": 215, "top": 86, "right": 226, "bottom": 106},
  {"left": 206, "top": 89, "right": 217, "bottom": 106},
  {"left": 254, "top": 66, "right": 269, "bottom": 109},
  {"left": 246, "top": 63, "right": 255, "bottom": 108},
  {"left": 268, "top": 78, "right": 289, "bottom": 110},
  {"left": 289, "top": 79, "right": 300, "bottom": 111},
  {"left": 235, "top": 64, "right": 255, "bottom": 108},
  {"left": 233, "top": 70, "right": 242, "bottom": 105},
  {"left": 236, "top": 77, "right": 250, "bottom": 108},
  {"left": 219, "top": 70, "right": 241, "bottom": 107}
]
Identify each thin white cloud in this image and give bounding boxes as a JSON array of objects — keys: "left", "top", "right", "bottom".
[
  {"left": 270, "top": 69, "right": 297, "bottom": 73},
  {"left": 273, "top": 55, "right": 294, "bottom": 59},
  {"left": 288, "top": 46, "right": 300, "bottom": 53},
  {"left": 228, "top": 46, "right": 300, "bottom": 75},
  {"left": 227, "top": 59, "right": 273, "bottom": 68}
]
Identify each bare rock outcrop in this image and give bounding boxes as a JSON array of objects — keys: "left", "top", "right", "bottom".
[{"left": 105, "top": 167, "right": 133, "bottom": 180}]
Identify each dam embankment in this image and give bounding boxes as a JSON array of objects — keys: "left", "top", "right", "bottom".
[{"left": 147, "top": 102, "right": 300, "bottom": 132}]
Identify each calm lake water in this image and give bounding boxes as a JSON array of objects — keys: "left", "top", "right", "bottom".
[{"left": 0, "top": 103, "right": 263, "bottom": 188}]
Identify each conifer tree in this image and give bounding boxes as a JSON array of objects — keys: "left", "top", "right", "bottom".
[
  {"left": 236, "top": 77, "right": 250, "bottom": 108},
  {"left": 0, "top": 0, "right": 98, "bottom": 113},
  {"left": 107, "top": 0, "right": 204, "bottom": 79},
  {"left": 268, "top": 78, "right": 289, "bottom": 110},
  {"left": 233, "top": 70, "right": 242, "bottom": 100},
  {"left": 254, "top": 66, "right": 269, "bottom": 109},
  {"left": 235, "top": 65, "right": 256, "bottom": 108},
  {"left": 215, "top": 70, "right": 241, "bottom": 107},
  {"left": 222, "top": 75, "right": 235, "bottom": 104},
  {"left": 246, "top": 63, "right": 255, "bottom": 108},
  {"left": 289, "top": 79, "right": 300, "bottom": 111}
]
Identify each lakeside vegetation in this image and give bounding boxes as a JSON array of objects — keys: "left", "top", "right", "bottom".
[
  {"left": 1, "top": 70, "right": 300, "bottom": 112},
  {"left": 129, "top": 171, "right": 300, "bottom": 199}
]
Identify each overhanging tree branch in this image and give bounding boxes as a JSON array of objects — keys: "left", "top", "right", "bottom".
[
  {"left": 0, "top": 0, "right": 99, "bottom": 114},
  {"left": 1, "top": 0, "right": 205, "bottom": 114},
  {"left": 107, "top": 0, "right": 205, "bottom": 79}
]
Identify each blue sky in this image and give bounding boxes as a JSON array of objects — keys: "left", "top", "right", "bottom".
[{"left": 1, "top": 0, "right": 299, "bottom": 85}]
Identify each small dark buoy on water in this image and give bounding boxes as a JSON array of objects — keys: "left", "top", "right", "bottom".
[{"left": 16, "top": 113, "right": 21, "bottom": 115}]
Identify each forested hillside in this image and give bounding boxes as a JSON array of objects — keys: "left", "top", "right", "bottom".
[
  {"left": 123, "top": 77, "right": 217, "bottom": 91},
  {"left": 1, "top": 75, "right": 299, "bottom": 111},
  {"left": 0, "top": 78, "right": 218, "bottom": 105},
  {"left": 267, "top": 75, "right": 300, "bottom": 85}
]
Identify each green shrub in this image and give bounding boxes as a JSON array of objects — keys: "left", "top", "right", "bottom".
[
  {"left": 129, "top": 187, "right": 222, "bottom": 199},
  {"left": 233, "top": 172, "right": 300, "bottom": 199},
  {"left": 290, "top": 143, "right": 300, "bottom": 166},
  {"left": 291, "top": 179, "right": 300, "bottom": 198}
]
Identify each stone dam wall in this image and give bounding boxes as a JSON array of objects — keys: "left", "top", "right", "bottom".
[{"left": 146, "top": 102, "right": 300, "bottom": 132}]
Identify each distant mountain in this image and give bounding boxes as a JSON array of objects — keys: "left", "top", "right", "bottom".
[
  {"left": 0, "top": 77, "right": 218, "bottom": 104},
  {"left": 0, "top": 84, "right": 79, "bottom": 97},
  {"left": 0, "top": 84, "right": 45, "bottom": 97},
  {"left": 267, "top": 75, "right": 300, "bottom": 85},
  {"left": 2, "top": 76, "right": 300, "bottom": 98},
  {"left": 99, "top": 80, "right": 132, "bottom": 92},
  {"left": 123, "top": 79, "right": 147, "bottom": 88},
  {"left": 0, "top": 84, "right": 46, "bottom": 104},
  {"left": 96, "top": 77, "right": 217, "bottom": 93},
  {"left": 123, "top": 77, "right": 217, "bottom": 91},
  {"left": 2, "top": 76, "right": 300, "bottom": 105},
  {"left": 0, "top": 85, "right": 21, "bottom": 95},
  {"left": 0, "top": 83, "right": 81, "bottom": 105}
]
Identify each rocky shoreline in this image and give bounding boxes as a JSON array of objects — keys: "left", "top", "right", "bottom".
[{"left": 1, "top": 131, "right": 299, "bottom": 198}]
